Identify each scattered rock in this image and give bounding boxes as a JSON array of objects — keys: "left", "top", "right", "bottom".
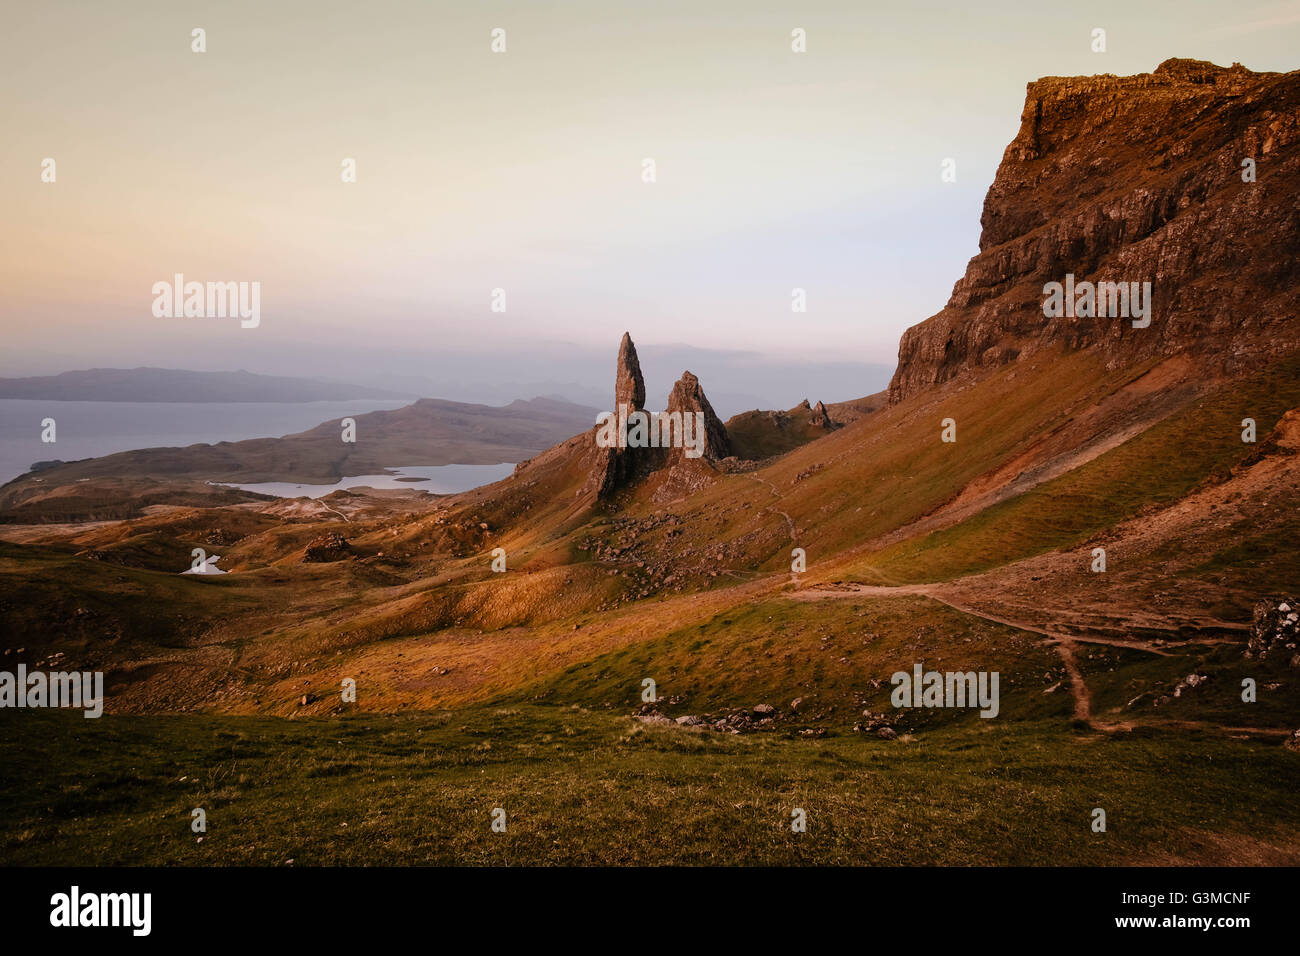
[
  {"left": 1246, "top": 597, "right": 1300, "bottom": 666},
  {"left": 1172, "top": 673, "right": 1208, "bottom": 698}
]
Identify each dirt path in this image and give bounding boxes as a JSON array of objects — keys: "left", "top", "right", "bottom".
[
  {"left": 792, "top": 582, "right": 1098, "bottom": 722},
  {"left": 1050, "top": 638, "right": 1092, "bottom": 721},
  {"left": 745, "top": 474, "right": 797, "bottom": 541},
  {"left": 317, "top": 502, "right": 352, "bottom": 524},
  {"left": 790, "top": 581, "right": 1282, "bottom": 737}
]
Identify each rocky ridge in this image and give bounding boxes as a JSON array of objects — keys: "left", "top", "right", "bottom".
[{"left": 889, "top": 59, "right": 1300, "bottom": 402}]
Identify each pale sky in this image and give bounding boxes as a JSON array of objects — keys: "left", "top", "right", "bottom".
[{"left": 2, "top": 0, "right": 1296, "bottom": 403}]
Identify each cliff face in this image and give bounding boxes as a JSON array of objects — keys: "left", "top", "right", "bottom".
[{"left": 889, "top": 59, "right": 1300, "bottom": 403}]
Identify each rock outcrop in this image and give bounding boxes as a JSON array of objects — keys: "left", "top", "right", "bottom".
[
  {"left": 303, "top": 532, "right": 351, "bottom": 563},
  {"left": 614, "top": 332, "right": 645, "bottom": 413},
  {"left": 665, "top": 371, "right": 731, "bottom": 461},
  {"left": 889, "top": 59, "right": 1300, "bottom": 403},
  {"left": 588, "top": 332, "right": 650, "bottom": 497},
  {"left": 1246, "top": 597, "right": 1300, "bottom": 667},
  {"left": 810, "top": 400, "right": 834, "bottom": 428},
  {"left": 586, "top": 334, "right": 731, "bottom": 500}
]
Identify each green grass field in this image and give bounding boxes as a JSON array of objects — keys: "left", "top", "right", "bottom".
[{"left": 3, "top": 706, "right": 1297, "bottom": 866}]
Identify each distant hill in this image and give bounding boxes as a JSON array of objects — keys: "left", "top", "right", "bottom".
[
  {"left": 725, "top": 394, "right": 886, "bottom": 460},
  {"left": 0, "top": 367, "right": 410, "bottom": 402},
  {"left": 0, "top": 395, "right": 602, "bottom": 520}
]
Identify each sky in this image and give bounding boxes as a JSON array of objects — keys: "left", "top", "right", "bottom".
[{"left": 2, "top": 0, "right": 1297, "bottom": 408}]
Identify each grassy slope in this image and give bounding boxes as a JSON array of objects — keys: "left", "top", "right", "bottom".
[
  {"left": 3, "top": 707, "right": 1297, "bottom": 866},
  {"left": 647, "top": 349, "right": 1147, "bottom": 576},
  {"left": 3, "top": 348, "right": 1298, "bottom": 865},
  {"left": 6, "top": 585, "right": 1296, "bottom": 865},
  {"left": 845, "top": 351, "right": 1300, "bottom": 585},
  {"left": 517, "top": 596, "right": 1070, "bottom": 726}
]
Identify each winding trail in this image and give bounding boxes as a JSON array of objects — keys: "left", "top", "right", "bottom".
[
  {"left": 319, "top": 503, "right": 352, "bottom": 523},
  {"left": 791, "top": 581, "right": 1288, "bottom": 738},
  {"left": 745, "top": 474, "right": 797, "bottom": 542}
]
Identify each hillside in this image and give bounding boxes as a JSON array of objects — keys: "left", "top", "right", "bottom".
[{"left": 2, "top": 59, "right": 1298, "bottom": 866}]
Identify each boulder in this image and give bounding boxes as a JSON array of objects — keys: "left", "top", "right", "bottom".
[{"left": 1246, "top": 597, "right": 1300, "bottom": 666}]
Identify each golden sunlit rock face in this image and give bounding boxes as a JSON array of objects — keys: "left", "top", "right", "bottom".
[{"left": 891, "top": 60, "right": 1300, "bottom": 403}]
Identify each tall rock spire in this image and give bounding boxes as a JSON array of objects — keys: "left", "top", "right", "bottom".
[
  {"left": 587, "top": 333, "right": 731, "bottom": 500},
  {"left": 615, "top": 332, "right": 645, "bottom": 412}
]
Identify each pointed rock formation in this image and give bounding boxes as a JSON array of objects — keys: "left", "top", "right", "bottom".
[
  {"left": 587, "top": 332, "right": 650, "bottom": 498},
  {"left": 585, "top": 336, "right": 732, "bottom": 500},
  {"left": 615, "top": 332, "right": 645, "bottom": 413},
  {"left": 665, "top": 370, "right": 731, "bottom": 461},
  {"left": 810, "top": 401, "right": 834, "bottom": 428}
]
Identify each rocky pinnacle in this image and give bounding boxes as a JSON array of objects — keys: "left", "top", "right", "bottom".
[
  {"left": 615, "top": 332, "right": 645, "bottom": 412},
  {"left": 666, "top": 370, "right": 731, "bottom": 460}
]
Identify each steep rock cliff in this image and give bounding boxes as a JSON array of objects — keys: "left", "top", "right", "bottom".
[{"left": 889, "top": 59, "right": 1300, "bottom": 402}]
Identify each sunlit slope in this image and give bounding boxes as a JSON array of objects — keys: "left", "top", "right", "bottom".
[
  {"left": 845, "top": 350, "right": 1300, "bottom": 586},
  {"left": 590, "top": 348, "right": 1194, "bottom": 580}
]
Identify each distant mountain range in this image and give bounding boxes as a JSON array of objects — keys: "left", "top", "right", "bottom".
[{"left": 0, "top": 367, "right": 412, "bottom": 403}]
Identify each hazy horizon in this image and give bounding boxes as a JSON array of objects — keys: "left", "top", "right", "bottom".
[
  {"left": 0, "top": 344, "right": 896, "bottom": 419},
  {"left": 4, "top": 0, "right": 1297, "bottom": 404}
]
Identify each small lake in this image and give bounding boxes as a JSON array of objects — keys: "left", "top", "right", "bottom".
[{"left": 219, "top": 462, "right": 516, "bottom": 498}]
